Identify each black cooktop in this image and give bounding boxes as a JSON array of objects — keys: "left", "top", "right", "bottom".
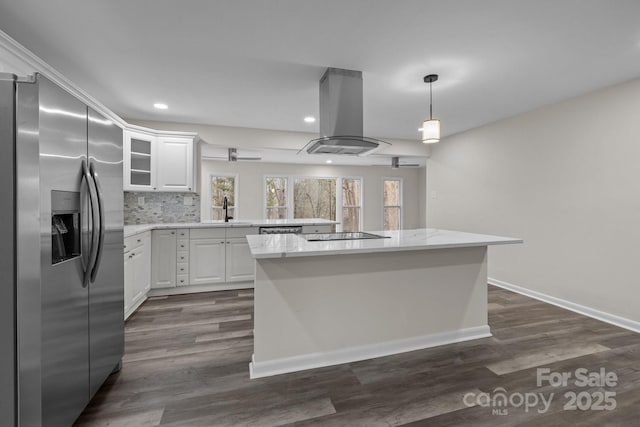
[{"left": 301, "top": 232, "right": 389, "bottom": 241}]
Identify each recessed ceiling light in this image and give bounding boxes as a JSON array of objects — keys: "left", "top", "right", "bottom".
[
  {"left": 326, "top": 159, "right": 333, "bottom": 164},
  {"left": 154, "top": 103, "right": 168, "bottom": 110},
  {"left": 304, "top": 116, "right": 316, "bottom": 123}
]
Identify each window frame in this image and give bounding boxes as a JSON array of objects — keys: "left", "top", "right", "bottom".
[
  {"left": 292, "top": 175, "right": 338, "bottom": 223},
  {"left": 382, "top": 177, "right": 403, "bottom": 230},
  {"left": 340, "top": 176, "right": 364, "bottom": 232},
  {"left": 263, "top": 175, "right": 290, "bottom": 219},
  {"left": 209, "top": 173, "right": 239, "bottom": 221},
  {"left": 262, "top": 174, "right": 364, "bottom": 231}
]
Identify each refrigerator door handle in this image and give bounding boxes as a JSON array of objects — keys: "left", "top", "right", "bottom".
[
  {"left": 82, "top": 159, "right": 100, "bottom": 288},
  {"left": 89, "top": 161, "right": 105, "bottom": 283}
]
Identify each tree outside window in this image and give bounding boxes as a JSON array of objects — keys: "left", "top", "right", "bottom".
[
  {"left": 342, "top": 178, "right": 361, "bottom": 232},
  {"left": 383, "top": 178, "right": 402, "bottom": 230},
  {"left": 211, "top": 175, "right": 236, "bottom": 220},
  {"left": 265, "top": 177, "right": 287, "bottom": 219},
  {"left": 293, "top": 178, "right": 336, "bottom": 220}
]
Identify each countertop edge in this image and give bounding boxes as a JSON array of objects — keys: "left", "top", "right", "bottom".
[
  {"left": 124, "top": 220, "right": 338, "bottom": 238},
  {"left": 250, "top": 238, "right": 523, "bottom": 259}
]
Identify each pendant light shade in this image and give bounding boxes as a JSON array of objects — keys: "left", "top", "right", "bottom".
[
  {"left": 421, "top": 74, "right": 440, "bottom": 144},
  {"left": 422, "top": 119, "right": 440, "bottom": 144}
]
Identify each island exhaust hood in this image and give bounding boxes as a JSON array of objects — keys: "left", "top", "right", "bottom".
[{"left": 300, "top": 68, "right": 390, "bottom": 156}]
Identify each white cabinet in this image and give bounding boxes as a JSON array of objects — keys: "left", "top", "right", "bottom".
[
  {"left": 144, "top": 226, "right": 261, "bottom": 295},
  {"left": 225, "top": 238, "right": 255, "bottom": 282},
  {"left": 124, "top": 130, "right": 156, "bottom": 191},
  {"left": 156, "top": 136, "right": 194, "bottom": 192},
  {"left": 189, "top": 238, "right": 226, "bottom": 285},
  {"left": 124, "top": 250, "right": 134, "bottom": 316},
  {"left": 151, "top": 229, "right": 177, "bottom": 289},
  {"left": 123, "top": 128, "right": 197, "bottom": 192},
  {"left": 188, "top": 227, "right": 256, "bottom": 286},
  {"left": 302, "top": 224, "right": 333, "bottom": 233},
  {"left": 124, "top": 231, "right": 151, "bottom": 319}
]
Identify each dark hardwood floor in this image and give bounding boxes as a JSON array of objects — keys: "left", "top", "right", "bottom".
[{"left": 74, "top": 286, "right": 640, "bottom": 426}]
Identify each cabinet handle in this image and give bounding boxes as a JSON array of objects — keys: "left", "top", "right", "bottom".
[
  {"left": 137, "top": 239, "right": 141, "bottom": 243},
  {"left": 171, "top": 231, "right": 175, "bottom": 235},
  {"left": 131, "top": 252, "right": 135, "bottom": 256}
]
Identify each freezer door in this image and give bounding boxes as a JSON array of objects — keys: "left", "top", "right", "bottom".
[
  {"left": 0, "top": 74, "right": 16, "bottom": 427},
  {"left": 15, "top": 76, "right": 42, "bottom": 427},
  {"left": 87, "top": 107, "right": 124, "bottom": 398},
  {"left": 38, "top": 76, "right": 90, "bottom": 427}
]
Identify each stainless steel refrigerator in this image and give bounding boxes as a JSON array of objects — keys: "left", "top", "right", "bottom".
[{"left": 0, "top": 72, "right": 124, "bottom": 427}]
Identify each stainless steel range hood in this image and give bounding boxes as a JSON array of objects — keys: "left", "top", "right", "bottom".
[{"left": 300, "top": 68, "right": 390, "bottom": 156}]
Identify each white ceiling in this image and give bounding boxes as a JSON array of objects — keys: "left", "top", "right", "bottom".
[{"left": 1, "top": 0, "right": 639, "bottom": 141}]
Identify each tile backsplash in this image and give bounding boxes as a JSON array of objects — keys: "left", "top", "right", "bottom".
[{"left": 124, "top": 192, "right": 201, "bottom": 224}]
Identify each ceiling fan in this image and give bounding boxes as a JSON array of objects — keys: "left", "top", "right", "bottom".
[
  {"left": 228, "top": 148, "right": 261, "bottom": 161},
  {"left": 391, "top": 156, "right": 420, "bottom": 169},
  {"left": 201, "top": 147, "right": 262, "bottom": 162}
]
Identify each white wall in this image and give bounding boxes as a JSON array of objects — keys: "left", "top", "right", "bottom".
[
  {"left": 427, "top": 77, "right": 640, "bottom": 323},
  {"left": 200, "top": 160, "right": 421, "bottom": 231}
]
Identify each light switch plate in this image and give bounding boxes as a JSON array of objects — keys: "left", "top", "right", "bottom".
[
  {"left": 431, "top": 190, "right": 437, "bottom": 199},
  {"left": 184, "top": 196, "right": 193, "bottom": 206},
  {"left": 137, "top": 196, "right": 145, "bottom": 206}
]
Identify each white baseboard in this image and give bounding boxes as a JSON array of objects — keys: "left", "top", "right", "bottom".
[
  {"left": 148, "top": 281, "right": 253, "bottom": 297},
  {"left": 249, "top": 325, "right": 491, "bottom": 379},
  {"left": 488, "top": 277, "right": 640, "bottom": 334},
  {"left": 125, "top": 295, "right": 147, "bottom": 320}
]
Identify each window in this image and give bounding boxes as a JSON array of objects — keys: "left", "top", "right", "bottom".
[
  {"left": 265, "top": 177, "right": 288, "bottom": 219},
  {"left": 383, "top": 178, "right": 402, "bottom": 230},
  {"left": 293, "top": 178, "right": 336, "bottom": 221},
  {"left": 342, "top": 178, "right": 362, "bottom": 232},
  {"left": 211, "top": 175, "right": 236, "bottom": 220},
  {"left": 263, "top": 175, "right": 362, "bottom": 229}
]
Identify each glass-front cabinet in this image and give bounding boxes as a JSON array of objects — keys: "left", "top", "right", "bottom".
[{"left": 124, "top": 130, "right": 156, "bottom": 190}]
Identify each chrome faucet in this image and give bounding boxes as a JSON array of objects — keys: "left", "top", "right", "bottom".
[{"left": 223, "top": 196, "right": 233, "bottom": 222}]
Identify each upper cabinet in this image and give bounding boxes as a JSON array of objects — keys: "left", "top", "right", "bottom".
[
  {"left": 156, "top": 136, "right": 194, "bottom": 192},
  {"left": 124, "top": 130, "right": 156, "bottom": 190},
  {"left": 123, "top": 128, "right": 197, "bottom": 192}
]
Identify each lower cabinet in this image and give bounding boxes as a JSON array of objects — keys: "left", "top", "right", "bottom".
[
  {"left": 124, "top": 231, "right": 151, "bottom": 319},
  {"left": 151, "top": 229, "right": 177, "bottom": 288},
  {"left": 189, "top": 238, "right": 226, "bottom": 285},
  {"left": 302, "top": 224, "right": 333, "bottom": 233},
  {"left": 225, "top": 238, "right": 255, "bottom": 282},
  {"left": 187, "top": 227, "right": 256, "bottom": 287}
]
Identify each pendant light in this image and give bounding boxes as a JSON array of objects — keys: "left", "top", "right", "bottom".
[{"left": 422, "top": 74, "right": 440, "bottom": 144}]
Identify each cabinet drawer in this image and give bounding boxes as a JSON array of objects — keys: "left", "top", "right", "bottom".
[
  {"left": 124, "top": 233, "right": 145, "bottom": 252},
  {"left": 226, "top": 227, "right": 260, "bottom": 238},
  {"left": 177, "top": 274, "right": 189, "bottom": 287},
  {"left": 176, "top": 251, "right": 189, "bottom": 264},
  {"left": 189, "top": 228, "right": 226, "bottom": 239},
  {"left": 176, "top": 239, "right": 189, "bottom": 251},
  {"left": 176, "top": 229, "right": 189, "bottom": 239},
  {"left": 302, "top": 225, "right": 333, "bottom": 234},
  {"left": 177, "top": 262, "right": 189, "bottom": 275}
]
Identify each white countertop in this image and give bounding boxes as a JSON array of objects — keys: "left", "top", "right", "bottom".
[
  {"left": 246, "top": 228, "right": 523, "bottom": 259},
  {"left": 124, "top": 219, "right": 338, "bottom": 237}
]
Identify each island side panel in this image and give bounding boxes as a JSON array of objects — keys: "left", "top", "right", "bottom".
[{"left": 253, "top": 246, "right": 488, "bottom": 366}]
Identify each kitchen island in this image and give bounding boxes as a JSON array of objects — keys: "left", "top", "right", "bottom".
[{"left": 246, "top": 228, "right": 522, "bottom": 378}]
